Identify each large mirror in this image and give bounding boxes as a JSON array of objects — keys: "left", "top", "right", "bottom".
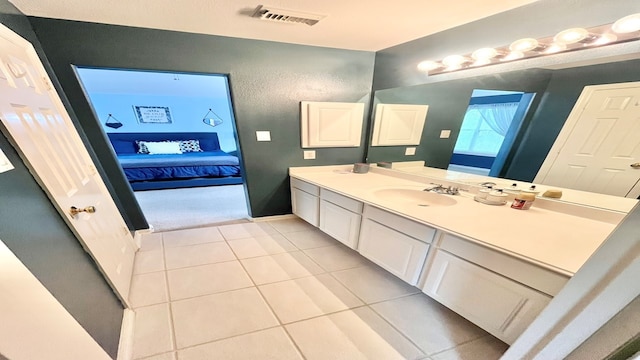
[{"left": 365, "top": 56, "right": 640, "bottom": 203}]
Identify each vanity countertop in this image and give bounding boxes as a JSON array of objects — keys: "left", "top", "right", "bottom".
[{"left": 290, "top": 165, "right": 624, "bottom": 276}]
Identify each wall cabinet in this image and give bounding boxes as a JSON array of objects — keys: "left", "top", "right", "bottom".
[
  {"left": 319, "top": 189, "right": 362, "bottom": 249},
  {"left": 290, "top": 178, "right": 319, "bottom": 226},
  {"left": 423, "top": 249, "right": 551, "bottom": 344},
  {"left": 358, "top": 205, "right": 435, "bottom": 285}
]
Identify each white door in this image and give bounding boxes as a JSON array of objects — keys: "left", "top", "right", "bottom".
[
  {"left": 0, "top": 24, "right": 136, "bottom": 303},
  {"left": 535, "top": 82, "right": 640, "bottom": 197}
]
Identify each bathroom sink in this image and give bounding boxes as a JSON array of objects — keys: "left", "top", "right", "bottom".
[{"left": 373, "top": 188, "right": 457, "bottom": 207}]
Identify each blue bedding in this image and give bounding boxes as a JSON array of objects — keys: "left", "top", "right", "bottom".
[{"left": 117, "top": 151, "right": 241, "bottom": 182}]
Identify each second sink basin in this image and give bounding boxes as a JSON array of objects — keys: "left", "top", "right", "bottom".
[{"left": 373, "top": 188, "right": 458, "bottom": 207}]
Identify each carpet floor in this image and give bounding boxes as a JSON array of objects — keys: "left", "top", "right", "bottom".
[{"left": 134, "top": 184, "right": 249, "bottom": 232}]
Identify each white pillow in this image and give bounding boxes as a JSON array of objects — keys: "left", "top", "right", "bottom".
[{"left": 142, "top": 141, "right": 183, "bottom": 155}]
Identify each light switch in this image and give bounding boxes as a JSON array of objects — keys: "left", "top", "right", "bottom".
[
  {"left": 0, "top": 148, "right": 14, "bottom": 173},
  {"left": 303, "top": 150, "right": 316, "bottom": 160},
  {"left": 405, "top": 147, "right": 416, "bottom": 156},
  {"left": 440, "top": 130, "right": 451, "bottom": 139},
  {"left": 256, "top": 131, "right": 271, "bottom": 142}
]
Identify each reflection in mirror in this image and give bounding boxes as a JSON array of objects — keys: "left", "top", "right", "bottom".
[
  {"left": 366, "top": 58, "right": 640, "bottom": 200},
  {"left": 448, "top": 90, "right": 535, "bottom": 177}
]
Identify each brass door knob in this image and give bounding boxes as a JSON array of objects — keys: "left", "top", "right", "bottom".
[
  {"left": 70, "top": 206, "right": 96, "bottom": 217},
  {"left": 631, "top": 163, "right": 640, "bottom": 169}
]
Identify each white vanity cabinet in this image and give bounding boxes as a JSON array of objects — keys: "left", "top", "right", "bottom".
[
  {"left": 358, "top": 205, "right": 436, "bottom": 285},
  {"left": 290, "top": 178, "right": 320, "bottom": 226},
  {"left": 319, "top": 189, "right": 363, "bottom": 249},
  {"left": 422, "top": 233, "right": 568, "bottom": 344}
]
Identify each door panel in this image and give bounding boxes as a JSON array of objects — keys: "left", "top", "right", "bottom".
[
  {"left": 0, "top": 24, "right": 135, "bottom": 303},
  {"left": 538, "top": 84, "right": 640, "bottom": 197}
]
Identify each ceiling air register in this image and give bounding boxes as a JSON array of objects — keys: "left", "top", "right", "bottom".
[{"left": 252, "top": 5, "right": 325, "bottom": 26}]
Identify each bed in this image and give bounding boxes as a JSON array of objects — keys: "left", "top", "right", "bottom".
[{"left": 107, "top": 132, "right": 243, "bottom": 191}]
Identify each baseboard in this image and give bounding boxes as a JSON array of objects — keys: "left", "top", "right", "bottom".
[
  {"left": 250, "top": 214, "right": 297, "bottom": 222},
  {"left": 133, "top": 228, "right": 153, "bottom": 249},
  {"left": 117, "top": 309, "right": 136, "bottom": 360}
]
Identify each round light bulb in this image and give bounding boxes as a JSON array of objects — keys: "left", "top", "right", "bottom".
[
  {"left": 593, "top": 33, "right": 618, "bottom": 46},
  {"left": 417, "top": 60, "right": 441, "bottom": 72},
  {"left": 501, "top": 51, "right": 524, "bottom": 62},
  {"left": 471, "top": 59, "right": 492, "bottom": 67},
  {"left": 545, "top": 42, "right": 567, "bottom": 54},
  {"left": 612, "top": 13, "right": 640, "bottom": 34},
  {"left": 442, "top": 54, "right": 468, "bottom": 67},
  {"left": 509, "top": 38, "right": 539, "bottom": 52},
  {"left": 471, "top": 47, "right": 499, "bottom": 61},
  {"left": 554, "top": 28, "right": 589, "bottom": 44}
]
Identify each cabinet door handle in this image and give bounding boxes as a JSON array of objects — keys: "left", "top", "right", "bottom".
[{"left": 631, "top": 163, "right": 640, "bottom": 169}]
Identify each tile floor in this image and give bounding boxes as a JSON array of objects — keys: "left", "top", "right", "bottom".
[{"left": 130, "top": 218, "right": 508, "bottom": 360}]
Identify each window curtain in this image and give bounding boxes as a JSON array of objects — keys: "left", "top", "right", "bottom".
[{"left": 470, "top": 103, "right": 519, "bottom": 136}]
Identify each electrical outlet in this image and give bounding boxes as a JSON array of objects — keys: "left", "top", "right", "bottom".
[
  {"left": 256, "top": 131, "right": 271, "bottom": 141},
  {"left": 405, "top": 147, "right": 416, "bottom": 156},
  {"left": 303, "top": 150, "right": 316, "bottom": 159},
  {"left": 440, "top": 130, "right": 451, "bottom": 139}
]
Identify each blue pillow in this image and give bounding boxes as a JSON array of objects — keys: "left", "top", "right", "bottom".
[{"left": 111, "top": 140, "right": 136, "bottom": 154}]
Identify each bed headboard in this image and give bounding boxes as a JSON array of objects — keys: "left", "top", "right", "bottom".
[{"left": 107, "top": 132, "right": 221, "bottom": 154}]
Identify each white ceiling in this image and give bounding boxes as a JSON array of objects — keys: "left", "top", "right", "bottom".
[{"left": 9, "top": 0, "right": 538, "bottom": 51}]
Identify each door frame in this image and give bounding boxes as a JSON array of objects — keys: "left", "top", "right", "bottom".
[{"left": 534, "top": 81, "right": 640, "bottom": 198}]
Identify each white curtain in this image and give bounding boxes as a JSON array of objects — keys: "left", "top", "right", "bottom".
[{"left": 470, "top": 103, "right": 519, "bottom": 136}]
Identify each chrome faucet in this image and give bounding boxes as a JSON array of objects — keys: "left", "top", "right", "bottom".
[{"left": 424, "top": 184, "right": 459, "bottom": 195}]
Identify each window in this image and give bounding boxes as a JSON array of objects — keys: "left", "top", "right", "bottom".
[{"left": 453, "top": 102, "right": 520, "bottom": 157}]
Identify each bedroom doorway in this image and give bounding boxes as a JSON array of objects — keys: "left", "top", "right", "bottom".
[{"left": 75, "top": 68, "right": 249, "bottom": 231}]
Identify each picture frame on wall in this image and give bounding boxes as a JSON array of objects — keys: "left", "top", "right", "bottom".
[{"left": 133, "top": 106, "right": 173, "bottom": 124}]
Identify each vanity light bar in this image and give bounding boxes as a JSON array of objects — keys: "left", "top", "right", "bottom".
[{"left": 418, "top": 13, "right": 640, "bottom": 76}]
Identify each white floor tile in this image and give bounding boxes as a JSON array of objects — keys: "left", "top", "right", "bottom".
[
  {"left": 133, "top": 249, "right": 165, "bottom": 274},
  {"left": 137, "top": 352, "right": 177, "bottom": 360},
  {"left": 129, "top": 271, "right": 169, "bottom": 308},
  {"left": 303, "top": 245, "right": 369, "bottom": 272},
  {"left": 177, "top": 327, "right": 302, "bottom": 360},
  {"left": 167, "top": 261, "right": 253, "bottom": 300},
  {"left": 269, "top": 218, "right": 316, "bottom": 233},
  {"left": 241, "top": 251, "right": 325, "bottom": 285},
  {"left": 371, "top": 294, "right": 490, "bottom": 355},
  {"left": 332, "top": 264, "right": 420, "bottom": 303},
  {"left": 163, "top": 226, "right": 225, "bottom": 248},
  {"left": 139, "top": 233, "right": 163, "bottom": 252},
  {"left": 282, "top": 229, "right": 339, "bottom": 250},
  {"left": 218, "top": 222, "right": 278, "bottom": 240},
  {"left": 164, "top": 242, "right": 236, "bottom": 270},
  {"left": 285, "top": 307, "right": 424, "bottom": 360},
  {"left": 171, "top": 287, "right": 279, "bottom": 349},
  {"left": 259, "top": 273, "right": 364, "bottom": 323},
  {"left": 227, "top": 234, "right": 297, "bottom": 259},
  {"left": 132, "top": 303, "right": 174, "bottom": 359},
  {"left": 430, "top": 336, "right": 507, "bottom": 360}
]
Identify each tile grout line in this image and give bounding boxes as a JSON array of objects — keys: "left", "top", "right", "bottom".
[
  {"left": 224, "top": 234, "right": 309, "bottom": 360},
  {"left": 161, "top": 232, "right": 180, "bottom": 357}
]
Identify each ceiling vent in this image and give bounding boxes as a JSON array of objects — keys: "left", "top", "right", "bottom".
[{"left": 252, "top": 5, "right": 325, "bottom": 26}]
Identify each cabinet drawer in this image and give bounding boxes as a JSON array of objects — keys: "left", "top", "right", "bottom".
[
  {"left": 363, "top": 205, "right": 435, "bottom": 243},
  {"left": 358, "top": 218, "right": 429, "bottom": 285},
  {"left": 290, "top": 178, "right": 319, "bottom": 196},
  {"left": 423, "top": 249, "right": 551, "bottom": 345},
  {"left": 439, "top": 233, "right": 569, "bottom": 296},
  {"left": 291, "top": 187, "right": 319, "bottom": 226},
  {"left": 320, "top": 188, "right": 363, "bottom": 213},
  {"left": 319, "top": 200, "right": 361, "bottom": 249}
]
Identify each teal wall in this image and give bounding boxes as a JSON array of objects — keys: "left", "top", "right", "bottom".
[
  {"left": 29, "top": 18, "right": 375, "bottom": 222},
  {"left": 0, "top": 2, "right": 124, "bottom": 357}
]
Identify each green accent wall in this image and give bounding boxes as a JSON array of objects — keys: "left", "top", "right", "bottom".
[{"left": 28, "top": 18, "right": 375, "bottom": 223}]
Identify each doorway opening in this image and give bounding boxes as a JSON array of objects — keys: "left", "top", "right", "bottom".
[
  {"left": 449, "top": 89, "right": 535, "bottom": 176},
  {"left": 75, "top": 67, "right": 249, "bottom": 231}
]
